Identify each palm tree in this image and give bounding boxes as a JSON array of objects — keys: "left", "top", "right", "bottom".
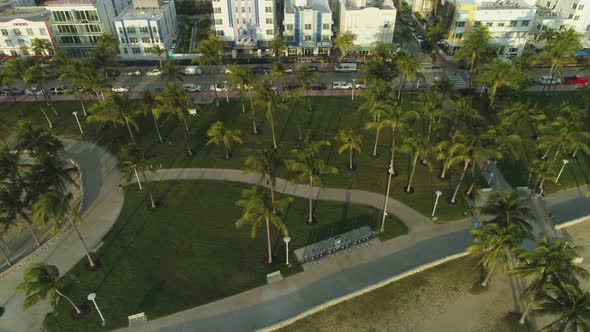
[
  {"left": 0, "top": 181, "right": 41, "bottom": 247},
  {"left": 141, "top": 91, "right": 164, "bottom": 144},
  {"left": 148, "top": 45, "right": 167, "bottom": 68},
  {"left": 364, "top": 113, "right": 395, "bottom": 157},
  {"left": 444, "top": 96, "right": 485, "bottom": 136},
  {"left": 536, "top": 284, "right": 590, "bottom": 331},
  {"left": 269, "top": 36, "right": 286, "bottom": 59},
  {"left": 469, "top": 222, "right": 525, "bottom": 286},
  {"left": 294, "top": 66, "right": 319, "bottom": 112},
  {"left": 228, "top": 65, "right": 253, "bottom": 115},
  {"left": 17, "top": 263, "right": 82, "bottom": 314},
  {"left": 481, "top": 190, "right": 533, "bottom": 235},
  {"left": 502, "top": 102, "right": 546, "bottom": 140},
  {"left": 335, "top": 128, "right": 362, "bottom": 170},
  {"left": 119, "top": 143, "right": 160, "bottom": 209},
  {"left": 253, "top": 80, "right": 281, "bottom": 149},
  {"left": 244, "top": 147, "right": 281, "bottom": 208},
  {"left": 431, "top": 76, "right": 455, "bottom": 99},
  {"left": 161, "top": 60, "right": 183, "bottom": 84},
  {"left": 30, "top": 38, "right": 53, "bottom": 56},
  {"left": 416, "top": 91, "right": 443, "bottom": 142},
  {"left": 475, "top": 59, "right": 527, "bottom": 107},
  {"left": 528, "top": 159, "right": 557, "bottom": 195},
  {"left": 0, "top": 140, "right": 20, "bottom": 182},
  {"left": 358, "top": 80, "right": 392, "bottom": 122},
  {"left": 87, "top": 95, "right": 139, "bottom": 143},
  {"left": 537, "top": 28, "right": 581, "bottom": 93},
  {"left": 399, "top": 135, "right": 432, "bottom": 192},
  {"left": 154, "top": 83, "right": 196, "bottom": 156},
  {"left": 395, "top": 53, "right": 423, "bottom": 102},
  {"left": 14, "top": 122, "right": 63, "bottom": 159},
  {"left": 61, "top": 61, "right": 106, "bottom": 101},
  {"left": 235, "top": 186, "right": 290, "bottom": 264},
  {"left": 33, "top": 191, "right": 96, "bottom": 268},
  {"left": 399, "top": 29, "right": 413, "bottom": 49},
  {"left": 206, "top": 121, "right": 243, "bottom": 159},
  {"left": 454, "top": 26, "right": 491, "bottom": 87},
  {"left": 286, "top": 139, "right": 338, "bottom": 224},
  {"left": 512, "top": 237, "right": 589, "bottom": 324},
  {"left": 334, "top": 32, "right": 354, "bottom": 61},
  {"left": 26, "top": 156, "right": 77, "bottom": 197},
  {"left": 88, "top": 34, "right": 118, "bottom": 77},
  {"left": 270, "top": 61, "right": 287, "bottom": 102},
  {"left": 194, "top": 34, "right": 223, "bottom": 106}
]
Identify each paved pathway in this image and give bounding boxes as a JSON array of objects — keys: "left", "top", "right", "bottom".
[{"left": 0, "top": 139, "right": 123, "bottom": 332}]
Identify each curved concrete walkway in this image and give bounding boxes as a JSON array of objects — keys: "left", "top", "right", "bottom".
[{"left": 0, "top": 139, "right": 124, "bottom": 332}]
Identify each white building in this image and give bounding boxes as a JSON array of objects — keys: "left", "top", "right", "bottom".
[
  {"left": 339, "top": 0, "right": 397, "bottom": 50},
  {"left": 446, "top": 0, "right": 536, "bottom": 58},
  {"left": 0, "top": 7, "right": 55, "bottom": 57},
  {"left": 283, "top": 0, "right": 333, "bottom": 56},
  {"left": 113, "top": 0, "right": 177, "bottom": 58},
  {"left": 43, "top": 0, "right": 131, "bottom": 57},
  {"left": 531, "top": 0, "right": 590, "bottom": 46},
  {"left": 211, "top": 0, "right": 277, "bottom": 57}
]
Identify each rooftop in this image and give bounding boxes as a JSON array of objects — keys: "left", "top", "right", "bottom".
[
  {"left": 0, "top": 6, "right": 51, "bottom": 21},
  {"left": 42, "top": 0, "right": 97, "bottom": 6},
  {"left": 285, "top": 0, "right": 331, "bottom": 13},
  {"left": 456, "top": 0, "right": 533, "bottom": 8},
  {"left": 535, "top": 5, "right": 561, "bottom": 17},
  {"left": 342, "top": 0, "right": 395, "bottom": 10},
  {"left": 115, "top": 1, "right": 169, "bottom": 20}
]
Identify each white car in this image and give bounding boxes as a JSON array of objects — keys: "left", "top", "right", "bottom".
[
  {"left": 284, "top": 67, "right": 293, "bottom": 73},
  {"left": 182, "top": 83, "right": 202, "bottom": 92},
  {"left": 111, "top": 85, "right": 129, "bottom": 93},
  {"left": 353, "top": 82, "right": 366, "bottom": 89},
  {"left": 146, "top": 68, "right": 163, "bottom": 77},
  {"left": 223, "top": 67, "right": 231, "bottom": 74},
  {"left": 209, "top": 83, "right": 228, "bottom": 92},
  {"left": 539, "top": 76, "right": 561, "bottom": 85},
  {"left": 25, "top": 87, "right": 46, "bottom": 95}
]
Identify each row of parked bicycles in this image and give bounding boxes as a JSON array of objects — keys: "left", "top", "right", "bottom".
[{"left": 300, "top": 232, "right": 379, "bottom": 264}]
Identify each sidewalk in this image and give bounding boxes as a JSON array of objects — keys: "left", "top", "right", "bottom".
[{"left": 0, "top": 140, "right": 124, "bottom": 332}]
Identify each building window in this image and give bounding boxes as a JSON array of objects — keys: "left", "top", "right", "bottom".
[
  {"left": 216, "top": 30, "right": 224, "bottom": 36},
  {"left": 265, "top": 6, "right": 272, "bottom": 12},
  {"left": 13, "top": 29, "right": 21, "bottom": 36},
  {"left": 152, "top": 27, "right": 157, "bottom": 34},
  {"left": 123, "top": 48, "right": 128, "bottom": 54},
  {"left": 285, "top": 35, "right": 294, "bottom": 41},
  {"left": 242, "top": 6, "right": 246, "bottom": 12},
  {"left": 118, "top": 27, "right": 124, "bottom": 34},
  {"left": 474, "top": 21, "right": 481, "bottom": 26},
  {"left": 509, "top": 20, "right": 517, "bottom": 26},
  {"left": 304, "top": 24, "right": 311, "bottom": 30},
  {"left": 214, "top": 7, "right": 221, "bottom": 13},
  {"left": 130, "top": 37, "right": 139, "bottom": 43},
  {"left": 0, "top": 29, "right": 7, "bottom": 36},
  {"left": 86, "top": 24, "right": 101, "bottom": 33},
  {"left": 132, "top": 47, "right": 141, "bottom": 54},
  {"left": 579, "top": 5, "right": 585, "bottom": 10},
  {"left": 242, "top": 18, "right": 246, "bottom": 24},
  {"left": 568, "top": 14, "right": 573, "bottom": 19},
  {"left": 304, "top": 35, "right": 311, "bottom": 41},
  {"left": 318, "top": 48, "right": 328, "bottom": 54},
  {"left": 455, "top": 21, "right": 465, "bottom": 27},
  {"left": 288, "top": 48, "right": 297, "bottom": 55},
  {"left": 497, "top": 22, "right": 505, "bottom": 27},
  {"left": 57, "top": 25, "right": 76, "bottom": 33},
  {"left": 215, "top": 19, "right": 222, "bottom": 25},
  {"left": 266, "top": 18, "right": 273, "bottom": 24},
  {"left": 60, "top": 36, "right": 80, "bottom": 44},
  {"left": 88, "top": 35, "right": 99, "bottom": 44},
  {"left": 10, "top": 50, "right": 17, "bottom": 56},
  {"left": 322, "top": 35, "right": 330, "bottom": 41},
  {"left": 574, "top": 15, "right": 580, "bottom": 21},
  {"left": 453, "top": 32, "right": 463, "bottom": 39},
  {"left": 142, "top": 37, "right": 151, "bottom": 43},
  {"left": 546, "top": 1, "right": 551, "bottom": 6},
  {"left": 75, "top": 10, "right": 99, "bottom": 22},
  {"left": 139, "top": 27, "right": 148, "bottom": 33},
  {"left": 5, "top": 40, "right": 13, "bottom": 47},
  {"left": 26, "top": 28, "right": 33, "bottom": 36},
  {"left": 286, "top": 24, "right": 293, "bottom": 30},
  {"left": 485, "top": 22, "right": 492, "bottom": 27},
  {"left": 266, "top": 29, "right": 274, "bottom": 35},
  {"left": 509, "top": 47, "right": 518, "bottom": 53},
  {"left": 39, "top": 28, "right": 47, "bottom": 35},
  {"left": 127, "top": 27, "right": 136, "bottom": 34},
  {"left": 572, "top": 3, "right": 577, "bottom": 9},
  {"left": 323, "top": 23, "right": 330, "bottom": 30},
  {"left": 521, "top": 20, "right": 530, "bottom": 26},
  {"left": 52, "top": 11, "right": 73, "bottom": 22}
]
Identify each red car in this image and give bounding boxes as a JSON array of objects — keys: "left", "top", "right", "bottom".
[{"left": 565, "top": 75, "right": 590, "bottom": 85}]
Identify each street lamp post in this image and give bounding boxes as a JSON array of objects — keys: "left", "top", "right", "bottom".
[
  {"left": 381, "top": 162, "right": 394, "bottom": 232},
  {"left": 225, "top": 81, "right": 229, "bottom": 102},
  {"left": 72, "top": 111, "right": 83, "bottom": 134},
  {"left": 555, "top": 159, "right": 570, "bottom": 183},
  {"left": 432, "top": 190, "right": 443, "bottom": 218},
  {"left": 351, "top": 79, "right": 356, "bottom": 101},
  {"left": 283, "top": 236, "right": 291, "bottom": 266},
  {"left": 488, "top": 172, "right": 495, "bottom": 185},
  {"left": 87, "top": 293, "right": 106, "bottom": 327}
]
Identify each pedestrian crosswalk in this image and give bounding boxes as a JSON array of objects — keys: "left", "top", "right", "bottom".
[{"left": 443, "top": 71, "right": 469, "bottom": 89}]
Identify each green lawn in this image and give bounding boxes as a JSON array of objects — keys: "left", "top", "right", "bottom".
[
  {"left": 0, "top": 96, "right": 473, "bottom": 221},
  {"left": 43, "top": 180, "right": 407, "bottom": 332}
]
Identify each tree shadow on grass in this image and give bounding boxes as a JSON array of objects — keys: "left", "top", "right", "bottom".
[{"left": 137, "top": 280, "right": 167, "bottom": 314}]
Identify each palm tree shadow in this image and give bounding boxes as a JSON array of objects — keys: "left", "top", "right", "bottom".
[{"left": 137, "top": 280, "right": 167, "bottom": 313}]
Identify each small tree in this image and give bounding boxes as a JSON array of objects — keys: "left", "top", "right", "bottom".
[
  {"left": 119, "top": 143, "right": 160, "bottom": 209},
  {"left": 148, "top": 45, "right": 167, "bottom": 68},
  {"left": 31, "top": 38, "right": 53, "bottom": 56},
  {"left": 269, "top": 36, "right": 286, "bottom": 59},
  {"left": 206, "top": 121, "right": 243, "bottom": 159},
  {"left": 335, "top": 128, "right": 362, "bottom": 170},
  {"left": 244, "top": 147, "right": 281, "bottom": 208},
  {"left": 334, "top": 32, "right": 354, "bottom": 60}
]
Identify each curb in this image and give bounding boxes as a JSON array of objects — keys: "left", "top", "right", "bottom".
[
  {"left": 554, "top": 215, "right": 590, "bottom": 230},
  {"left": 258, "top": 251, "right": 471, "bottom": 332}
]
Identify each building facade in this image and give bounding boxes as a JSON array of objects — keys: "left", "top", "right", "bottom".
[
  {"left": 339, "top": 0, "right": 397, "bottom": 49},
  {"left": 531, "top": 0, "right": 590, "bottom": 47},
  {"left": 283, "top": 0, "right": 333, "bottom": 56},
  {"left": 113, "top": 0, "right": 177, "bottom": 58},
  {"left": 211, "top": 0, "right": 278, "bottom": 57},
  {"left": 446, "top": 0, "right": 536, "bottom": 58},
  {"left": 43, "top": 0, "right": 130, "bottom": 57},
  {"left": 0, "top": 7, "right": 55, "bottom": 56}
]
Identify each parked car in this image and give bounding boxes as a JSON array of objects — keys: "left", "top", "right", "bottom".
[
  {"left": 307, "top": 65, "right": 319, "bottom": 72},
  {"left": 251, "top": 66, "right": 269, "bottom": 74},
  {"left": 332, "top": 81, "right": 353, "bottom": 90},
  {"left": 182, "top": 83, "right": 202, "bottom": 92},
  {"left": 334, "top": 63, "right": 357, "bottom": 73},
  {"left": 50, "top": 85, "right": 67, "bottom": 95},
  {"left": 11, "top": 88, "right": 25, "bottom": 95},
  {"left": 284, "top": 67, "right": 293, "bottom": 73},
  {"left": 1, "top": 87, "right": 24, "bottom": 95},
  {"left": 565, "top": 75, "right": 589, "bottom": 85},
  {"left": 123, "top": 69, "right": 142, "bottom": 77},
  {"left": 183, "top": 66, "right": 202, "bottom": 76},
  {"left": 111, "top": 85, "right": 129, "bottom": 93},
  {"left": 539, "top": 76, "right": 561, "bottom": 85},
  {"left": 283, "top": 82, "right": 301, "bottom": 90},
  {"left": 0, "top": 87, "right": 12, "bottom": 95},
  {"left": 209, "top": 82, "right": 228, "bottom": 92},
  {"left": 26, "top": 87, "right": 46, "bottom": 95},
  {"left": 146, "top": 68, "right": 163, "bottom": 77},
  {"left": 353, "top": 82, "right": 366, "bottom": 89},
  {"left": 308, "top": 82, "right": 327, "bottom": 90},
  {"left": 106, "top": 69, "right": 121, "bottom": 77}
]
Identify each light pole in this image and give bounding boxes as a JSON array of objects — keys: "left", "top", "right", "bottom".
[
  {"left": 488, "top": 172, "right": 495, "bottom": 185},
  {"left": 555, "top": 159, "right": 570, "bottom": 183},
  {"left": 283, "top": 236, "right": 291, "bottom": 267},
  {"left": 225, "top": 80, "right": 229, "bottom": 102},
  {"left": 72, "top": 111, "right": 83, "bottom": 134},
  {"left": 381, "top": 162, "right": 394, "bottom": 232},
  {"left": 87, "top": 293, "right": 105, "bottom": 327},
  {"left": 432, "top": 190, "right": 442, "bottom": 218},
  {"left": 351, "top": 79, "right": 356, "bottom": 101}
]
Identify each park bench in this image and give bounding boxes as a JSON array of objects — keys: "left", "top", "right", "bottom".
[
  {"left": 128, "top": 312, "right": 147, "bottom": 326},
  {"left": 266, "top": 271, "right": 282, "bottom": 284}
]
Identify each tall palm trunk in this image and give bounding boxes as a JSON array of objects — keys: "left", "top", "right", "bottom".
[
  {"left": 249, "top": 94, "right": 258, "bottom": 135},
  {"left": 182, "top": 117, "right": 189, "bottom": 132},
  {"left": 151, "top": 110, "right": 164, "bottom": 143},
  {"left": 224, "top": 141, "right": 230, "bottom": 159},
  {"left": 407, "top": 153, "right": 419, "bottom": 191},
  {"left": 308, "top": 175, "right": 314, "bottom": 223},
  {"left": 240, "top": 91, "right": 246, "bottom": 114},
  {"left": 397, "top": 75, "right": 405, "bottom": 100},
  {"left": 55, "top": 289, "right": 81, "bottom": 314},
  {"left": 183, "top": 130, "right": 193, "bottom": 157},
  {"left": 265, "top": 216, "right": 272, "bottom": 264},
  {"left": 481, "top": 262, "right": 496, "bottom": 286},
  {"left": 212, "top": 71, "right": 220, "bottom": 107},
  {"left": 349, "top": 146, "right": 354, "bottom": 170},
  {"left": 17, "top": 211, "right": 41, "bottom": 247},
  {"left": 467, "top": 164, "right": 488, "bottom": 195},
  {"left": 43, "top": 93, "right": 58, "bottom": 116},
  {"left": 519, "top": 300, "right": 534, "bottom": 324},
  {"left": 67, "top": 216, "right": 95, "bottom": 267},
  {"left": 0, "top": 245, "right": 11, "bottom": 266},
  {"left": 149, "top": 191, "right": 156, "bottom": 209},
  {"left": 391, "top": 126, "right": 397, "bottom": 170},
  {"left": 123, "top": 116, "right": 136, "bottom": 143},
  {"left": 372, "top": 127, "right": 382, "bottom": 156},
  {"left": 268, "top": 105, "right": 278, "bottom": 149},
  {"left": 79, "top": 98, "right": 87, "bottom": 117},
  {"left": 33, "top": 95, "right": 53, "bottom": 129},
  {"left": 267, "top": 176, "right": 276, "bottom": 209},
  {"left": 451, "top": 161, "right": 469, "bottom": 203}
]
